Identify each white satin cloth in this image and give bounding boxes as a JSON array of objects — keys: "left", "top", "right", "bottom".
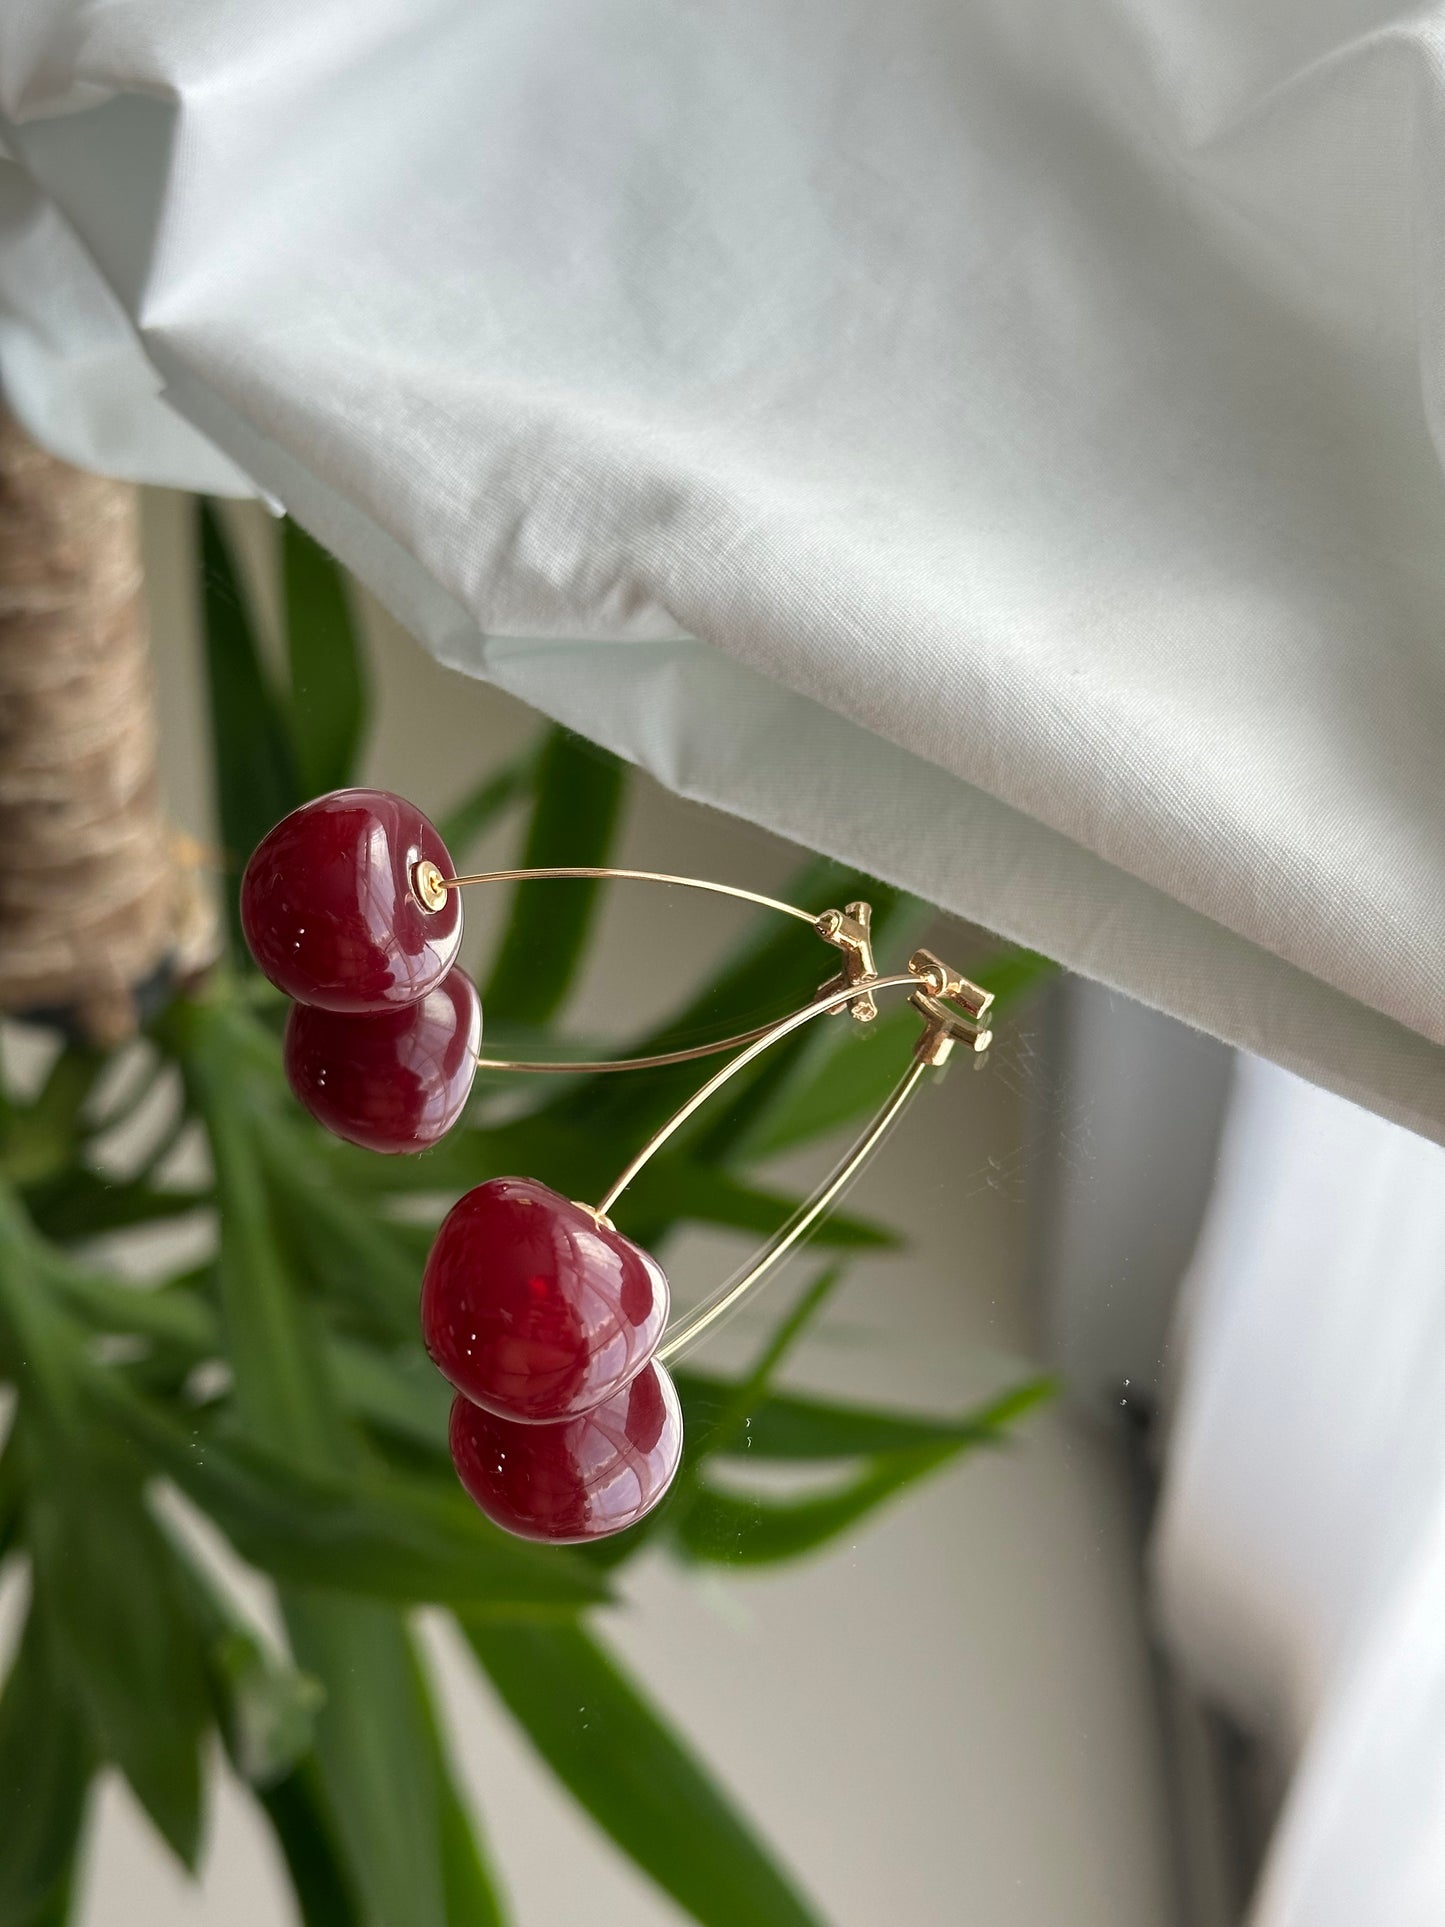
[
  {"left": 1, "top": 1, "right": 1443, "bottom": 1140},
  {"left": 1154, "top": 1053, "right": 1445, "bottom": 1927}
]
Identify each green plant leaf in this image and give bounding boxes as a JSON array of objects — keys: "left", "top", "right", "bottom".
[
  {"left": 435, "top": 754, "right": 536, "bottom": 860},
  {"left": 468, "top": 1621, "right": 820, "bottom": 1927},
  {"left": 674, "top": 1376, "right": 1053, "bottom": 1565},
  {"left": 560, "top": 857, "right": 924, "bottom": 1157},
  {"left": 682, "top": 1267, "right": 846, "bottom": 1467},
  {"left": 172, "top": 1533, "right": 324, "bottom": 1790},
  {"left": 26, "top": 1452, "right": 209, "bottom": 1865},
  {"left": 740, "top": 1002, "right": 928, "bottom": 1159},
  {"left": 0, "top": 1437, "right": 20, "bottom": 1568},
  {"left": 330, "top": 1338, "right": 451, "bottom": 1455},
  {"left": 621, "top": 1160, "right": 895, "bottom": 1252},
  {"left": 213, "top": 1628, "right": 326, "bottom": 1791},
  {"left": 259, "top": 1130, "right": 423, "bottom": 1342},
  {"left": 284, "top": 518, "right": 368, "bottom": 796},
  {"left": 286, "top": 1599, "right": 449, "bottom": 1927},
  {"left": 674, "top": 1374, "right": 1056, "bottom": 1461},
  {"left": 411, "top": 1635, "right": 508, "bottom": 1926},
  {"left": 108, "top": 1402, "right": 609, "bottom": 1611},
  {"left": 742, "top": 946, "right": 1058, "bottom": 1160},
  {"left": 198, "top": 500, "right": 300, "bottom": 950},
  {"left": 308, "top": 1108, "right": 892, "bottom": 1254},
  {"left": 40, "top": 1251, "right": 218, "bottom": 1356},
  {"left": 675, "top": 1445, "right": 963, "bottom": 1566},
  {"left": 972, "top": 945, "right": 1058, "bottom": 1006},
  {"left": 482, "top": 730, "right": 627, "bottom": 1026},
  {"left": 0, "top": 1044, "right": 107, "bottom": 1185},
  {"left": 257, "top": 1761, "right": 363, "bottom": 1927},
  {"left": 578, "top": 1267, "right": 851, "bottom": 1575},
  {"left": 0, "top": 1599, "right": 93, "bottom": 1926},
  {"left": 0, "top": 1181, "right": 86, "bottom": 1420},
  {"left": 20, "top": 1167, "right": 210, "bottom": 1245},
  {"left": 178, "top": 997, "right": 345, "bottom": 1473},
  {"left": 286, "top": 1599, "right": 507, "bottom": 1927}
]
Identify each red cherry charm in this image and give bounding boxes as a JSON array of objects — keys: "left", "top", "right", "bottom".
[
  {"left": 448, "top": 1362, "right": 683, "bottom": 1542},
  {"left": 284, "top": 968, "right": 482, "bottom": 1153},
  {"left": 241, "top": 789, "right": 462, "bottom": 1012},
  {"left": 421, "top": 1178, "right": 669, "bottom": 1423}
]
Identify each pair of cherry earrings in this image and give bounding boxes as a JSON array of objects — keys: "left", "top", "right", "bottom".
[{"left": 241, "top": 788, "right": 994, "bottom": 1546}]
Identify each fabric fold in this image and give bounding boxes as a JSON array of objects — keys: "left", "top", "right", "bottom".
[{"left": 3, "top": 0, "right": 1443, "bottom": 1133}]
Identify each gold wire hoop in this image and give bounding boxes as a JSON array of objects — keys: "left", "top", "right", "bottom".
[
  {"left": 626, "top": 965, "right": 991, "bottom": 1365},
  {"left": 426, "top": 857, "right": 995, "bottom": 1363},
  {"left": 428, "top": 858, "right": 889, "bottom": 1076}
]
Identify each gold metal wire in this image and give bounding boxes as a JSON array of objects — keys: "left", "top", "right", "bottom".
[
  {"left": 596, "top": 971, "right": 931, "bottom": 1217},
  {"left": 655, "top": 1055, "right": 928, "bottom": 1364},
  {"left": 443, "top": 864, "right": 820, "bottom": 927},
  {"left": 475, "top": 1004, "right": 820, "bottom": 1077}
]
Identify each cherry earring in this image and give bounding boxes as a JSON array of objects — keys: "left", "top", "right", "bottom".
[
  {"left": 240, "top": 789, "right": 995, "bottom": 1545},
  {"left": 241, "top": 788, "right": 463, "bottom": 1011}
]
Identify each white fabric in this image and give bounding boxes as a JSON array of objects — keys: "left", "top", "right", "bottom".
[
  {"left": 1154, "top": 1054, "right": 1445, "bottom": 1927},
  {"left": 3, "top": 2, "right": 1445, "bottom": 1139}
]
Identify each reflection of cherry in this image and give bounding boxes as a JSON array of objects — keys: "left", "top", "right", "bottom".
[
  {"left": 241, "top": 788, "right": 461, "bottom": 1012},
  {"left": 283, "top": 968, "right": 482, "bottom": 1154},
  {"left": 449, "top": 1362, "right": 683, "bottom": 1542},
  {"left": 421, "top": 1178, "right": 669, "bottom": 1423}
]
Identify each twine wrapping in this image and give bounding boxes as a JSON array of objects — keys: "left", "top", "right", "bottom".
[{"left": 0, "top": 411, "right": 215, "bottom": 1043}]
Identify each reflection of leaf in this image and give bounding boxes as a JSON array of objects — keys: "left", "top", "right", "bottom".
[
  {"left": 469, "top": 1621, "right": 821, "bottom": 1927},
  {"left": 41, "top": 1251, "right": 217, "bottom": 1355},
  {"left": 0, "top": 1599, "right": 93, "bottom": 1926},
  {"left": 307, "top": 1109, "right": 892, "bottom": 1252},
  {"left": 483, "top": 730, "right": 627, "bottom": 1026},
  {"left": 676, "top": 1373, "right": 1055, "bottom": 1461},
  {"left": 972, "top": 946, "right": 1058, "bottom": 1006},
  {"left": 284, "top": 519, "right": 368, "bottom": 797}
]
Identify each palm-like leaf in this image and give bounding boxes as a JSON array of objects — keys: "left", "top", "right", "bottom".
[{"left": 0, "top": 505, "right": 1056, "bottom": 1927}]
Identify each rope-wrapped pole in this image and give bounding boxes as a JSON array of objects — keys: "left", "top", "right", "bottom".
[{"left": 0, "top": 411, "right": 214, "bottom": 1044}]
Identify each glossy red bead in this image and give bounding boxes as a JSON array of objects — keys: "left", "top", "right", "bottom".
[
  {"left": 240, "top": 789, "right": 462, "bottom": 1012},
  {"left": 420, "top": 1177, "right": 669, "bottom": 1423},
  {"left": 283, "top": 968, "right": 482, "bottom": 1154},
  {"left": 448, "top": 1362, "right": 683, "bottom": 1542}
]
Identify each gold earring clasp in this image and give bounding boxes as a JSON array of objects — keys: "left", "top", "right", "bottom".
[{"left": 815, "top": 901, "right": 880, "bottom": 1022}]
